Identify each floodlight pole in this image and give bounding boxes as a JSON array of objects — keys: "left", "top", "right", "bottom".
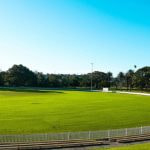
[{"left": 91, "top": 63, "right": 93, "bottom": 91}]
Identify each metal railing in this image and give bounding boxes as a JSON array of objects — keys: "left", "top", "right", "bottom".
[{"left": 0, "top": 126, "right": 150, "bottom": 143}]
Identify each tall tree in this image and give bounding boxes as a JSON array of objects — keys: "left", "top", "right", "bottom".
[
  {"left": 106, "top": 72, "right": 113, "bottom": 87},
  {"left": 6, "top": 64, "right": 37, "bottom": 86},
  {"left": 125, "top": 70, "right": 134, "bottom": 90},
  {"left": 134, "top": 67, "right": 150, "bottom": 90},
  {"left": 36, "top": 72, "right": 48, "bottom": 87},
  {"left": 0, "top": 71, "right": 5, "bottom": 86},
  {"left": 117, "top": 72, "right": 125, "bottom": 89},
  {"left": 92, "top": 71, "right": 108, "bottom": 89}
]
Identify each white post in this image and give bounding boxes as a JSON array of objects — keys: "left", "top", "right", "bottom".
[
  {"left": 141, "top": 126, "right": 143, "bottom": 134},
  {"left": 88, "top": 131, "right": 91, "bottom": 139},
  {"left": 108, "top": 130, "right": 110, "bottom": 139},
  {"left": 68, "top": 132, "right": 70, "bottom": 140},
  {"left": 125, "top": 128, "right": 128, "bottom": 136}
]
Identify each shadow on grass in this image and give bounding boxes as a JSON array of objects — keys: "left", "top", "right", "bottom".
[
  {"left": 0, "top": 87, "right": 64, "bottom": 94},
  {"left": 63, "top": 88, "right": 99, "bottom": 92},
  {"left": 0, "top": 87, "right": 99, "bottom": 93}
]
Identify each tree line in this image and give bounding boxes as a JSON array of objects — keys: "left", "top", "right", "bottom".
[{"left": 0, "top": 64, "right": 150, "bottom": 90}]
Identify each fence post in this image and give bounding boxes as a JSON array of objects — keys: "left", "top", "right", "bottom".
[
  {"left": 67, "top": 132, "right": 70, "bottom": 140},
  {"left": 108, "top": 130, "right": 110, "bottom": 139},
  {"left": 125, "top": 128, "right": 128, "bottom": 136},
  {"left": 141, "top": 126, "right": 143, "bottom": 134},
  {"left": 88, "top": 131, "right": 91, "bottom": 139}
]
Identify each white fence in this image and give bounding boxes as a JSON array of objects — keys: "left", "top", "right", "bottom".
[{"left": 0, "top": 126, "right": 150, "bottom": 143}]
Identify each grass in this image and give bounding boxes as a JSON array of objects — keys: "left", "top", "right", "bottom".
[
  {"left": 96, "top": 143, "right": 150, "bottom": 150},
  {"left": 0, "top": 89, "right": 150, "bottom": 134}
]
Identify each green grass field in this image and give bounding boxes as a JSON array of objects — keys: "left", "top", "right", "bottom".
[
  {"left": 0, "top": 89, "right": 150, "bottom": 134},
  {"left": 97, "top": 143, "right": 150, "bottom": 150}
]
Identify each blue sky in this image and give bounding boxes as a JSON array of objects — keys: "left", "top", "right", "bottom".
[{"left": 0, "top": 0, "right": 150, "bottom": 76}]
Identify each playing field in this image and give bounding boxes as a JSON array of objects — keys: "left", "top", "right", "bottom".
[
  {"left": 97, "top": 143, "right": 150, "bottom": 150},
  {"left": 0, "top": 89, "right": 150, "bottom": 134}
]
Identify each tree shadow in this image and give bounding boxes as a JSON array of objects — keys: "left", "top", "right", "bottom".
[
  {"left": 61, "top": 88, "right": 97, "bottom": 92},
  {"left": 0, "top": 87, "right": 64, "bottom": 94},
  {"left": 0, "top": 87, "right": 98, "bottom": 93}
]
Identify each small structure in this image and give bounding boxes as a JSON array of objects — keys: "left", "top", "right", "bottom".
[{"left": 103, "top": 87, "right": 109, "bottom": 92}]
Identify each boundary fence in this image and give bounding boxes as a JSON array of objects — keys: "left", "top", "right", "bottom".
[{"left": 0, "top": 126, "right": 150, "bottom": 143}]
